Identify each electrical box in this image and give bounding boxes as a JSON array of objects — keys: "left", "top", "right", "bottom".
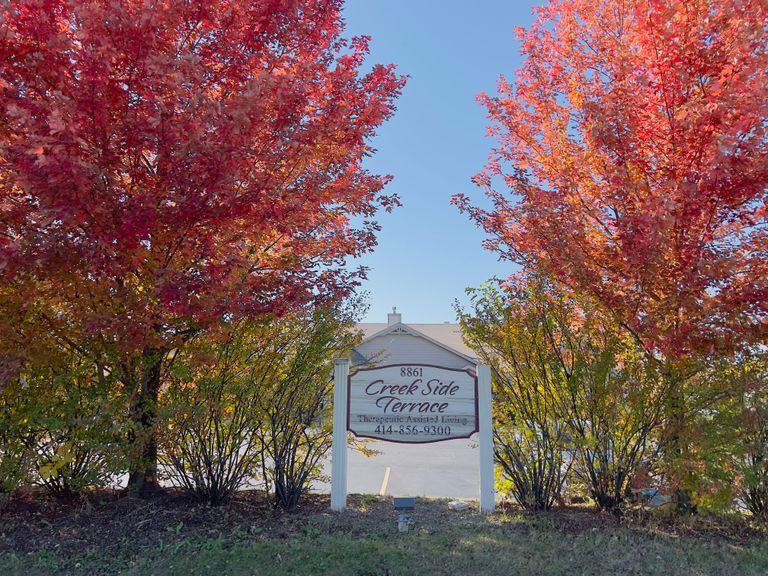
[{"left": 393, "top": 497, "right": 415, "bottom": 511}]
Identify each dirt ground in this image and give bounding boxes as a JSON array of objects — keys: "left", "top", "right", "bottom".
[{"left": 1, "top": 488, "right": 765, "bottom": 561}]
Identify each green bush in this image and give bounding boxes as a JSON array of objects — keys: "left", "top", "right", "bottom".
[
  {"left": 732, "top": 367, "right": 768, "bottom": 520},
  {"left": 159, "top": 329, "right": 266, "bottom": 506},
  {"left": 0, "top": 390, "right": 35, "bottom": 493},
  {"left": 459, "top": 280, "right": 571, "bottom": 509},
  {"left": 1, "top": 355, "right": 125, "bottom": 496},
  {"left": 251, "top": 304, "right": 360, "bottom": 510},
  {"left": 159, "top": 301, "right": 361, "bottom": 509},
  {"left": 459, "top": 277, "right": 665, "bottom": 512}
]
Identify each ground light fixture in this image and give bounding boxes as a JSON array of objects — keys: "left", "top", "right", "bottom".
[{"left": 393, "top": 497, "right": 415, "bottom": 532}]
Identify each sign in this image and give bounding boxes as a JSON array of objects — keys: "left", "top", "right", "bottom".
[
  {"left": 347, "top": 364, "right": 478, "bottom": 443},
  {"left": 331, "top": 359, "right": 493, "bottom": 513}
]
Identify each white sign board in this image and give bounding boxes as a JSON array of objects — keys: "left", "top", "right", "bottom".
[{"left": 347, "top": 364, "right": 478, "bottom": 443}]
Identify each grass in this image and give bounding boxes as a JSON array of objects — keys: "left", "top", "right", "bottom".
[{"left": 2, "top": 494, "right": 767, "bottom": 575}]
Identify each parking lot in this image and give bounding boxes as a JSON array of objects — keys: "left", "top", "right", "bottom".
[{"left": 316, "top": 437, "right": 481, "bottom": 499}]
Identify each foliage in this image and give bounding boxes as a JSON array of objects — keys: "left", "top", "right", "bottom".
[
  {"left": 459, "top": 278, "right": 570, "bottom": 510},
  {"left": 252, "top": 302, "right": 361, "bottom": 510},
  {"left": 0, "top": 0, "right": 404, "bottom": 489},
  {"left": 742, "top": 408, "right": 768, "bottom": 521},
  {"left": 725, "top": 359, "right": 768, "bottom": 520},
  {"left": 0, "top": 351, "right": 125, "bottom": 496},
  {"left": 0, "top": 387, "right": 34, "bottom": 493},
  {"left": 459, "top": 276, "right": 666, "bottom": 512},
  {"left": 566, "top": 334, "right": 668, "bottom": 512},
  {"left": 159, "top": 329, "right": 266, "bottom": 506},
  {"left": 160, "top": 301, "right": 360, "bottom": 508},
  {"left": 644, "top": 357, "right": 749, "bottom": 513},
  {"left": 454, "top": 0, "right": 768, "bottom": 357}
]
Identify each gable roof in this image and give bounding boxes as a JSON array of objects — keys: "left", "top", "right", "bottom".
[{"left": 354, "top": 322, "right": 477, "bottom": 365}]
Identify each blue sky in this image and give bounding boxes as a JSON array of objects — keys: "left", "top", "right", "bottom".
[{"left": 342, "top": 1, "right": 538, "bottom": 323}]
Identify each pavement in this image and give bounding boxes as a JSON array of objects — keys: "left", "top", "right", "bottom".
[{"left": 315, "top": 436, "right": 481, "bottom": 499}]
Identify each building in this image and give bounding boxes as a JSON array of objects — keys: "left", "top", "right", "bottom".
[{"left": 352, "top": 308, "right": 477, "bottom": 370}]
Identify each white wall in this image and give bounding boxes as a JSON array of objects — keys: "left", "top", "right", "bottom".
[{"left": 354, "top": 332, "right": 471, "bottom": 370}]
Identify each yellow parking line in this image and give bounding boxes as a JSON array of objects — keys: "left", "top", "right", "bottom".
[{"left": 379, "top": 467, "right": 391, "bottom": 496}]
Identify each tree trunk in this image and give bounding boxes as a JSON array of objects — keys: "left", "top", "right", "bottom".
[
  {"left": 663, "top": 367, "right": 697, "bottom": 514},
  {"left": 127, "top": 350, "right": 163, "bottom": 495}
]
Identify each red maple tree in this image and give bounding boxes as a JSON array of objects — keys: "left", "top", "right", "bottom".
[
  {"left": 0, "top": 0, "right": 404, "bottom": 489},
  {"left": 455, "top": 0, "right": 768, "bottom": 356}
]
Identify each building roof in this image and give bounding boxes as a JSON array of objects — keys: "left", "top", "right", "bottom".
[{"left": 355, "top": 322, "right": 476, "bottom": 359}]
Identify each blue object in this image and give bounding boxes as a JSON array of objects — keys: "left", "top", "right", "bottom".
[
  {"left": 393, "top": 497, "right": 416, "bottom": 511},
  {"left": 637, "top": 487, "right": 672, "bottom": 507}
]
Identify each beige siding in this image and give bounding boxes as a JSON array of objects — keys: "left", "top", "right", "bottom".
[
  {"left": 354, "top": 333, "right": 473, "bottom": 370},
  {"left": 356, "top": 323, "right": 476, "bottom": 358}
]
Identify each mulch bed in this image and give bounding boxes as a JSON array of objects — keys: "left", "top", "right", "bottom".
[
  {"left": 1, "top": 488, "right": 303, "bottom": 558},
  {"left": 1, "top": 488, "right": 765, "bottom": 561}
]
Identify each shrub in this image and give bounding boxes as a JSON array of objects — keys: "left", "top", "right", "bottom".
[
  {"left": 252, "top": 303, "right": 361, "bottom": 510},
  {"left": 459, "top": 276, "right": 666, "bottom": 512},
  {"left": 460, "top": 280, "right": 571, "bottom": 509},
  {"left": 160, "top": 329, "right": 265, "bottom": 506},
  {"left": 159, "top": 301, "right": 360, "bottom": 509},
  {"left": 0, "top": 389, "right": 34, "bottom": 493},
  {"left": 742, "top": 424, "right": 768, "bottom": 520},
  {"left": 1, "top": 356, "right": 125, "bottom": 496},
  {"left": 564, "top": 332, "right": 667, "bottom": 513},
  {"left": 732, "top": 365, "right": 768, "bottom": 520}
]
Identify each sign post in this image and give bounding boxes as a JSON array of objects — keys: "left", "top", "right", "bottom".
[
  {"left": 330, "top": 358, "right": 349, "bottom": 511},
  {"left": 478, "top": 364, "right": 495, "bottom": 513}
]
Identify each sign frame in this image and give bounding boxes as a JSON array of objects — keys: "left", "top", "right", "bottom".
[
  {"left": 346, "top": 363, "right": 479, "bottom": 444},
  {"left": 330, "top": 358, "right": 494, "bottom": 514}
]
